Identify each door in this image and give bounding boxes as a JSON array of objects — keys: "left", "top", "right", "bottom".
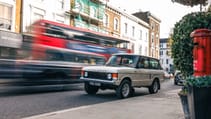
[{"left": 134, "top": 56, "right": 151, "bottom": 86}]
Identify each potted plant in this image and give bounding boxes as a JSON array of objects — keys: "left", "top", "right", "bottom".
[
  {"left": 178, "top": 85, "right": 190, "bottom": 119},
  {"left": 186, "top": 76, "right": 211, "bottom": 119}
]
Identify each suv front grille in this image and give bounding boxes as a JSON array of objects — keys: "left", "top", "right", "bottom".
[{"left": 86, "top": 71, "right": 112, "bottom": 81}]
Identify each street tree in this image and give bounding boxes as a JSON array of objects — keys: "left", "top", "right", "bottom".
[
  {"left": 171, "top": 0, "right": 208, "bottom": 11},
  {"left": 171, "top": 12, "right": 211, "bottom": 77}
]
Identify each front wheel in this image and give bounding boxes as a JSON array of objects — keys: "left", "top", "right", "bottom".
[
  {"left": 84, "top": 82, "right": 99, "bottom": 95},
  {"left": 148, "top": 80, "right": 159, "bottom": 94},
  {"left": 116, "top": 80, "right": 132, "bottom": 99}
]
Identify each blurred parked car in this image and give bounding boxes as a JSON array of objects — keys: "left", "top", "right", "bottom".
[
  {"left": 174, "top": 70, "right": 185, "bottom": 85},
  {"left": 0, "top": 59, "right": 23, "bottom": 78},
  {"left": 0, "top": 46, "right": 106, "bottom": 86}
]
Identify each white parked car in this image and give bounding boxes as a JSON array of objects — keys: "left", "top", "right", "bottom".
[
  {"left": 164, "top": 71, "right": 171, "bottom": 79},
  {"left": 174, "top": 70, "right": 185, "bottom": 85},
  {"left": 80, "top": 53, "right": 164, "bottom": 98}
]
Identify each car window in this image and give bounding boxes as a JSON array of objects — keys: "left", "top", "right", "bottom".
[
  {"left": 149, "top": 58, "right": 160, "bottom": 69},
  {"left": 89, "top": 57, "right": 106, "bottom": 65},
  {"left": 138, "top": 57, "right": 149, "bottom": 69},
  {"left": 46, "top": 50, "right": 64, "bottom": 61}
]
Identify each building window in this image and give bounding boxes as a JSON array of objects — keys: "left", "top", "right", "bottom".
[
  {"left": 90, "top": 6, "right": 97, "bottom": 18},
  {"left": 145, "top": 47, "right": 147, "bottom": 56},
  {"left": 131, "top": 44, "right": 134, "bottom": 53},
  {"left": 145, "top": 32, "right": 148, "bottom": 42},
  {"left": 75, "top": 0, "right": 83, "bottom": 12},
  {"left": 123, "top": 43, "right": 127, "bottom": 49},
  {"left": 160, "top": 51, "right": 163, "bottom": 56},
  {"left": 57, "top": 0, "right": 64, "bottom": 9},
  {"left": 139, "top": 30, "right": 142, "bottom": 40},
  {"left": 139, "top": 45, "right": 142, "bottom": 55},
  {"left": 124, "top": 23, "right": 127, "bottom": 34},
  {"left": 31, "top": 7, "right": 45, "bottom": 23},
  {"left": 151, "top": 22, "right": 155, "bottom": 30},
  {"left": 30, "top": 7, "right": 45, "bottom": 32},
  {"left": 114, "top": 18, "right": 119, "bottom": 31},
  {"left": 160, "top": 43, "right": 163, "bottom": 48},
  {"left": 132, "top": 26, "right": 135, "bottom": 37},
  {"left": 166, "top": 50, "right": 171, "bottom": 56},
  {"left": 0, "top": 4, "right": 12, "bottom": 30},
  {"left": 103, "top": 14, "right": 109, "bottom": 27},
  {"left": 166, "top": 59, "right": 169, "bottom": 64},
  {"left": 151, "top": 34, "right": 154, "bottom": 43}
]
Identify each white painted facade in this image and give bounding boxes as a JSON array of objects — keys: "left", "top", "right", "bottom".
[
  {"left": 22, "top": 0, "right": 70, "bottom": 32},
  {"left": 160, "top": 38, "right": 173, "bottom": 73},
  {"left": 0, "top": 0, "right": 16, "bottom": 32},
  {"left": 120, "top": 12, "right": 149, "bottom": 56}
]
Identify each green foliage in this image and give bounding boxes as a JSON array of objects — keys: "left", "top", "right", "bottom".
[
  {"left": 187, "top": 76, "right": 211, "bottom": 87},
  {"left": 171, "top": 12, "right": 211, "bottom": 77},
  {"left": 178, "top": 86, "right": 188, "bottom": 96},
  {"left": 171, "top": 0, "right": 208, "bottom": 7}
]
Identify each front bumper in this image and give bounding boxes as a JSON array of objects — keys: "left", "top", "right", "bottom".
[{"left": 80, "top": 77, "right": 119, "bottom": 85}]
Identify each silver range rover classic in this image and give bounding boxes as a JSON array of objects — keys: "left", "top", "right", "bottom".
[{"left": 80, "top": 53, "right": 164, "bottom": 99}]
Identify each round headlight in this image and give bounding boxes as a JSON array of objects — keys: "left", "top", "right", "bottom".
[
  {"left": 107, "top": 73, "right": 112, "bottom": 79},
  {"left": 84, "top": 72, "right": 88, "bottom": 77}
]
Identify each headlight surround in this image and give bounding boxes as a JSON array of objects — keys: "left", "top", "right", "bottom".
[
  {"left": 107, "top": 73, "right": 112, "bottom": 79},
  {"left": 107, "top": 73, "right": 118, "bottom": 80}
]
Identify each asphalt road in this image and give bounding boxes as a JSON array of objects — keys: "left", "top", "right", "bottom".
[{"left": 0, "top": 79, "right": 181, "bottom": 119}]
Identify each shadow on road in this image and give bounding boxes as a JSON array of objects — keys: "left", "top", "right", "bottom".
[
  {"left": 0, "top": 83, "right": 84, "bottom": 97},
  {"left": 80, "top": 87, "right": 150, "bottom": 100}
]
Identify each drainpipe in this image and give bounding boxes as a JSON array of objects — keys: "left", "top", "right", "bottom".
[{"left": 20, "top": 0, "right": 23, "bottom": 33}]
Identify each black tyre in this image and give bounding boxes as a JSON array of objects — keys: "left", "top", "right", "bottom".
[
  {"left": 84, "top": 82, "right": 99, "bottom": 95},
  {"left": 116, "top": 80, "right": 132, "bottom": 99},
  {"left": 174, "top": 79, "right": 178, "bottom": 85},
  {"left": 130, "top": 88, "right": 135, "bottom": 97},
  {"left": 148, "top": 80, "right": 159, "bottom": 94}
]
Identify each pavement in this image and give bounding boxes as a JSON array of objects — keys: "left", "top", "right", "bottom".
[{"left": 23, "top": 81, "right": 185, "bottom": 119}]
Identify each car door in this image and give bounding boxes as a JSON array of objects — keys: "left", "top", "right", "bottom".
[
  {"left": 148, "top": 58, "right": 164, "bottom": 83},
  {"left": 133, "top": 56, "right": 151, "bottom": 86}
]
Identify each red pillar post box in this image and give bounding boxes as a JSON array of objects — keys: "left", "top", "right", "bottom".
[{"left": 190, "top": 29, "right": 211, "bottom": 76}]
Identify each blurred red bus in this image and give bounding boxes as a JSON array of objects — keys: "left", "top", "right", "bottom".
[{"left": 31, "top": 20, "right": 131, "bottom": 60}]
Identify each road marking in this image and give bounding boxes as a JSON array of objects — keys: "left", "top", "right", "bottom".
[{"left": 23, "top": 105, "right": 91, "bottom": 119}]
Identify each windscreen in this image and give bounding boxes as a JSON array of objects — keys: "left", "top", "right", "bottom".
[{"left": 106, "top": 55, "right": 138, "bottom": 67}]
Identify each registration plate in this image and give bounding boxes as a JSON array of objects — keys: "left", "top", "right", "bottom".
[{"left": 89, "top": 82, "right": 101, "bottom": 86}]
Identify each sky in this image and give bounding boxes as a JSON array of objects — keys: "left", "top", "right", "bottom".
[{"left": 108, "top": 0, "right": 205, "bottom": 38}]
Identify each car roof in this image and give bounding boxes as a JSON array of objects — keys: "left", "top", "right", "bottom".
[{"left": 112, "top": 53, "right": 159, "bottom": 60}]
